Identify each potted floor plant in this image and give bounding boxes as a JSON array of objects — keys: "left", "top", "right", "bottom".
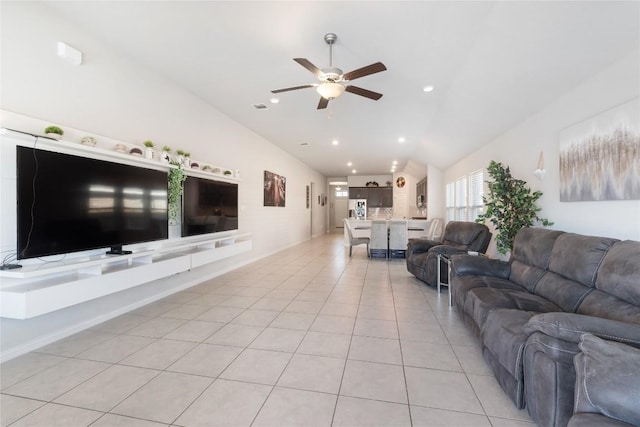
[{"left": 476, "top": 160, "right": 553, "bottom": 255}]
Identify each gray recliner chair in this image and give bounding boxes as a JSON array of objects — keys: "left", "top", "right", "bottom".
[
  {"left": 406, "top": 221, "right": 491, "bottom": 286},
  {"left": 568, "top": 333, "right": 640, "bottom": 427}
]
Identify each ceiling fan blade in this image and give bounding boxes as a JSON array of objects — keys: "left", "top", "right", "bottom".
[
  {"left": 343, "top": 62, "right": 387, "bottom": 81},
  {"left": 345, "top": 85, "right": 383, "bottom": 100},
  {"left": 317, "top": 97, "right": 329, "bottom": 109},
  {"left": 294, "top": 58, "right": 322, "bottom": 76},
  {"left": 271, "top": 84, "right": 315, "bottom": 94}
]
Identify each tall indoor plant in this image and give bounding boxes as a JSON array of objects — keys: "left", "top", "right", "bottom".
[{"left": 476, "top": 160, "right": 553, "bottom": 255}]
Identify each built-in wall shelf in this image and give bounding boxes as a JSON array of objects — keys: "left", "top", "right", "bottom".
[
  {"left": 0, "top": 233, "right": 252, "bottom": 319},
  {"left": 1, "top": 128, "right": 240, "bottom": 182}
]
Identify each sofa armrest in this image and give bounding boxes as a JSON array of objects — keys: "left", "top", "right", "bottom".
[
  {"left": 407, "top": 238, "right": 440, "bottom": 255},
  {"left": 524, "top": 312, "right": 640, "bottom": 347},
  {"left": 450, "top": 254, "right": 511, "bottom": 279}
]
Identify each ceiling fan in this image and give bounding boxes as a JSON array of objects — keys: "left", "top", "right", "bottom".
[{"left": 271, "top": 33, "right": 387, "bottom": 110}]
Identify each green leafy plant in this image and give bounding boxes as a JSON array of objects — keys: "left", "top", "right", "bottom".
[
  {"left": 143, "top": 140, "right": 154, "bottom": 148},
  {"left": 476, "top": 160, "right": 553, "bottom": 255},
  {"left": 184, "top": 152, "right": 191, "bottom": 157},
  {"left": 167, "top": 163, "right": 186, "bottom": 222},
  {"left": 44, "top": 126, "right": 63, "bottom": 135},
  {"left": 162, "top": 145, "right": 171, "bottom": 152},
  {"left": 176, "top": 149, "right": 186, "bottom": 156},
  {"left": 224, "top": 170, "right": 232, "bottom": 175}
]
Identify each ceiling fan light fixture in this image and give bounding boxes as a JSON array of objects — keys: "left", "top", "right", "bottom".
[{"left": 317, "top": 82, "right": 346, "bottom": 99}]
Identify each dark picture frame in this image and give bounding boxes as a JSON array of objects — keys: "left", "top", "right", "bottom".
[{"left": 264, "top": 170, "right": 286, "bottom": 207}]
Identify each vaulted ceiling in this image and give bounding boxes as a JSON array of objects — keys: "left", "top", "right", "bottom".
[{"left": 44, "top": 1, "right": 640, "bottom": 177}]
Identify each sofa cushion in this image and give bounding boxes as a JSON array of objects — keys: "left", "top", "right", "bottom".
[
  {"left": 533, "top": 271, "right": 593, "bottom": 313},
  {"left": 441, "top": 221, "right": 484, "bottom": 246},
  {"left": 509, "top": 228, "right": 563, "bottom": 291},
  {"left": 576, "top": 290, "right": 640, "bottom": 325},
  {"left": 573, "top": 334, "right": 640, "bottom": 426},
  {"left": 466, "top": 288, "right": 560, "bottom": 327},
  {"left": 482, "top": 309, "right": 536, "bottom": 379},
  {"left": 547, "top": 233, "right": 618, "bottom": 288},
  {"left": 453, "top": 275, "right": 523, "bottom": 311},
  {"left": 594, "top": 240, "right": 640, "bottom": 306}
]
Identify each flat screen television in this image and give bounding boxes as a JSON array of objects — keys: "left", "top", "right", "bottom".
[
  {"left": 182, "top": 176, "right": 238, "bottom": 237},
  {"left": 17, "top": 146, "right": 168, "bottom": 259}
]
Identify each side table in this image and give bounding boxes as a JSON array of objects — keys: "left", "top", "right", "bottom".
[{"left": 437, "top": 253, "right": 453, "bottom": 306}]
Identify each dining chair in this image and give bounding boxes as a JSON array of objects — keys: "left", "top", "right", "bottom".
[
  {"left": 389, "top": 220, "right": 408, "bottom": 258},
  {"left": 344, "top": 219, "right": 370, "bottom": 257},
  {"left": 369, "top": 220, "right": 389, "bottom": 258}
]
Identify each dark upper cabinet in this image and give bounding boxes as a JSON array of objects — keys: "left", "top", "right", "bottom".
[
  {"left": 350, "top": 187, "right": 392, "bottom": 207},
  {"left": 349, "top": 187, "right": 368, "bottom": 199}
]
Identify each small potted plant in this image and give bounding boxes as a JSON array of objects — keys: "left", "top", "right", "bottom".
[
  {"left": 224, "top": 170, "right": 233, "bottom": 176},
  {"left": 44, "top": 126, "right": 64, "bottom": 140},
  {"left": 175, "top": 149, "right": 186, "bottom": 165},
  {"left": 143, "top": 140, "right": 155, "bottom": 160},
  {"left": 184, "top": 152, "right": 191, "bottom": 167},
  {"left": 160, "top": 145, "right": 171, "bottom": 163}
]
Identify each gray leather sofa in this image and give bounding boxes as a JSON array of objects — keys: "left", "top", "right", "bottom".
[
  {"left": 449, "top": 228, "right": 640, "bottom": 427},
  {"left": 406, "top": 221, "right": 491, "bottom": 286}
]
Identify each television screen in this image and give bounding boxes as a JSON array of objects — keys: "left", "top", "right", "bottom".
[
  {"left": 182, "top": 176, "right": 238, "bottom": 237},
  {"left": 17, "top": 146, "right": 168, "bottom": 259}
]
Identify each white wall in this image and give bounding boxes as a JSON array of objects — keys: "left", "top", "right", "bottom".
[
  {"left": 0, "top": 2, "right": 326, "bottom": 359},
  {"left": 444, "top": 51, "right": 640, "bottom": 255}
]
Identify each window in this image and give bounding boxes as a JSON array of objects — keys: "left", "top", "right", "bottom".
[{"left": 446, "top": 169, "right": 484, "bottom": 223}]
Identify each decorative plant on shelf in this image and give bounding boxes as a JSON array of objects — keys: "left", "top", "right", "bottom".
[
  {"left": 143, "top": 140, "right": 154, "bottom": 148},
  {"left": 224, "top": 170, "right": 233, "bottom": 176},
  {"left": 475, "top": 160, "right": 553, "bottom": 255},
  {"left": 167, "top": 162, "right": 187, "bottom": 223},
  {"left": 44, "top": 126, "right": 64, "bottom": 139}
]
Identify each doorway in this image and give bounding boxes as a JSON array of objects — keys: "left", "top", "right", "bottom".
[{"left": 329, "top": 184, "right": 349, "bottom": 230}]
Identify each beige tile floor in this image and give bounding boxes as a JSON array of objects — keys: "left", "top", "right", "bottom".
[{"left": 0, "top": 232, "right": 535, "bottom": 426}]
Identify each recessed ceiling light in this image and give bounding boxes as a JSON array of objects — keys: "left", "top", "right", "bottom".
[
  {"left": 347, "top": 162, "right": 352, "bottom": 166},
  {"left": 352, "top": 169, "right": 357, "bottom": 174},
  {"left": 398, "top": 137, "right": 405, "bottom": 143},
  {"left": 269, "top": 97, "right": 280, "bottom": 104},
  {"left": 392, "top": 160, "right": 398, "bottom": 165},
  {"left": 332, "top": 139, "right": 339, "bottom": 146},
  {"left": 423, "top": 85, "right": 435, "bottom": 92}
]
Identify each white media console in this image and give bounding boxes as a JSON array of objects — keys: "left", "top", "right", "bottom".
[{"left": 0, "top": 129, "right": 251, "bottom": 320}]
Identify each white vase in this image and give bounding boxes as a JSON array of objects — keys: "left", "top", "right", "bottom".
[
  {"left": 161, "top": 151, "right": 170, "bottom": 163},
  {"left": 144, "top": 147, "right": 154, "bottom": 160},
  {"left": 46, "top": 133, "right": 62, "bottom": 140}
]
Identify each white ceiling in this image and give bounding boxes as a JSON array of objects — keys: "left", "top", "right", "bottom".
[{"left": 44, "top": 1, "right": 640, "bottom": 177}]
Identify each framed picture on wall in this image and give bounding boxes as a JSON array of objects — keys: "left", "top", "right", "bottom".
[
  {"left": 559, "top": 98, "right": 640, "bottom": 202},
  {"left": 264, "top": 170, "right": 286, "bottom": 207}
]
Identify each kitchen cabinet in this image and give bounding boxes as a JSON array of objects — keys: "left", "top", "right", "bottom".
[
  {"left": 349, "top": 187, "right": 368, "bottom": 199},
  {"left": 350, "top": 187, "right": 392, "bottom": 207}
]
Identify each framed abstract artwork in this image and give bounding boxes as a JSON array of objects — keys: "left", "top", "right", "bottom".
[{"left": 559, "top": 98, "right": 640, "bottom": 202}]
